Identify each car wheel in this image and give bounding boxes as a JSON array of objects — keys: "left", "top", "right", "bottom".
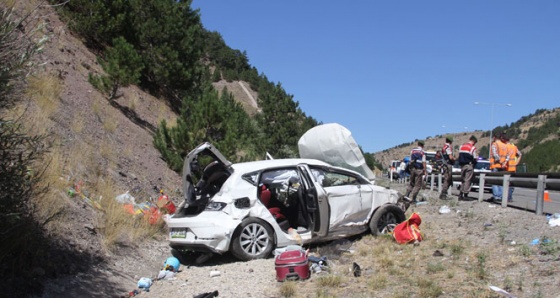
[
  {"left": 171, "top": 248, "right": 213, "bottom": 265},
  {"left": 231, "top": 218, "right": 274, "bottom": 261},
  {"left": 369, "top": 205, "right": 406, "bottom": 236}
]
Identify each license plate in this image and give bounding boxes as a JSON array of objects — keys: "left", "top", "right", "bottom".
[{"left": 170, "top": 228, "right": 187, "bottom": 239}]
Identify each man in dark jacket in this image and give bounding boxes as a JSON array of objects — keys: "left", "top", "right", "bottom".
[
  {"left": 405, "top": 140, "right": 426, "bottom": 202},
  {"left": 458, "top": 135, "right": 478, "bottom": 199}
]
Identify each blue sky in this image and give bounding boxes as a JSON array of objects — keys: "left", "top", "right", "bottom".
[{"left": 191, "top": 1, "right": 559, "bottom": 153}]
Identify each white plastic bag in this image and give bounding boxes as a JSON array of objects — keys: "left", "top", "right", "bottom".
[{"left": 115, "top": 191, "right": 135, "bottom": 204}]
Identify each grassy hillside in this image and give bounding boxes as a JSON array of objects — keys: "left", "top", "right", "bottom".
[{"left": 372, "top": 108, "right": 560, "bottom": 173}]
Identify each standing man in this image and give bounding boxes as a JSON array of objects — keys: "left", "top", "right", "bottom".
[
  {"left": 458, "top": 135, "right": 478, "bottom": 199},
  {"left": 405, "top": 140, "right": 426, "bottom": 202},
  {"left": 505, "top": 137, "right": 522, "bottom": 201},
  {"left": 490, "top": 133, "right": 509, "bottom": 201},
  {"left": 398, "top": 158, "right": 407, "bottom": 182},
  {"left": 439, "top": 135, "right": 456, "bottom": 200}
]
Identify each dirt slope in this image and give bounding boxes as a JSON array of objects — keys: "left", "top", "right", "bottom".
[{"left": 10, "top": 3, "right": 183, "bottom": 297}]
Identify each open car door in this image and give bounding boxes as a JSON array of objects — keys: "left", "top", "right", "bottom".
[
  {"left": 298, "top": 164, "right": 329, "bottom": 237},
  {"left": 180, "top": 142, "right": 232, "bottom": 208}
]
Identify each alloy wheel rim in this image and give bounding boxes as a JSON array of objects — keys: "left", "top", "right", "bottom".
[
  {"left": 378, "top": 212, "right": 398, "bottom": 231},
  {"left": 240, "top": 223, "right": 269, "bottom": 256}
]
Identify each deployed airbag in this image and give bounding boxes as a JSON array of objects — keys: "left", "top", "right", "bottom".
[{"left": 298, "top": 123, "right": 375, "bottom": 180}]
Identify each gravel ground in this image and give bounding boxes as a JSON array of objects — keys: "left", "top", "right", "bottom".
[{"left": 114, "top": 184, "right": 560, "bottom": 298}]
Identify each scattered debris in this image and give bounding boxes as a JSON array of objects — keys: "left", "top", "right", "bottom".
[
  {"left": 438, "top": 205, "right": 451, "bottom": 214},
  {"left": 193, "top": 290, "right": 219, "bottom": 298},
  {"left": 137, "top": 277, "right": 152, "bottom": 292},
  {"left": 209, "top": 270, "right": 221, "bottom": 277},
  {"left": 157, "top": 270, "right": 176, "bottom": 280},
  {"left": 489, "top": 285, "right": 516, "bottom": 297},
  {"left": 163, "top": 256, "right": 180, "bottom": 272},
  {"left": 352, "top": 262, "right": 361, "bottom": 277},
  {"left": 547, "top": 213, "right": 560, "bottom": 227},
  {"left": 115, "top": 191, "right": 136, "bottom": 204}
]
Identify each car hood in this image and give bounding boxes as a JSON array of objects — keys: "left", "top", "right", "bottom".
[{"left": 298, "top": 123, "right": 375, "bottom": 180}]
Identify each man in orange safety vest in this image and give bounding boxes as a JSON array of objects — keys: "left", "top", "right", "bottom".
[{"left": 490, "top": 133, "right": 509, "bottom": 202}]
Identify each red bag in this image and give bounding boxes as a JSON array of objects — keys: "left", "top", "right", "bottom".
[
  {"left": 275, "top": 249, "right": 310, "bottom": 282},
  {"left": 393, "top": 212, "right": 424, "bottom": 244},
  {"left": 157, "top": 194, "right": 176, "bottom": 214}
]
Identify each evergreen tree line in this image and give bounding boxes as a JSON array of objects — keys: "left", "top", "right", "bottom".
[{"left": 52, "top": 0, "right": 354, "bottom": 172}]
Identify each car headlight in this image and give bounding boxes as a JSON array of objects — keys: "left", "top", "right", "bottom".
[{"left": 205, "top": 202, "right": 227, "bottom": 211}]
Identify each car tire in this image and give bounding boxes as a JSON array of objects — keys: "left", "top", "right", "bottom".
[
  {"left": 231, "top": 217, "right": 274, "bottom": 261},
  {"left": 369, "top": 204, "right": 406, "bottom": 236}
]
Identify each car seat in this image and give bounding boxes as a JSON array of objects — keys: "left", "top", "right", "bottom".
[{"left": 260, "top": 185, "right": 289, "bottom": 230}]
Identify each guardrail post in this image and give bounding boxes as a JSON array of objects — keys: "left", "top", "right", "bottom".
[
  {"left": 535, "top": 175, "right": 546, "bottom": 215},
  {"left": 502, "top": 175, "right": 511, "bottom": 208},
  {"left": 478, "top": 173, "right": 486, "bottom": 202},
  {"left": 438, "top": 173, "right": 443, "bottom": 194},
  {"left": 430, "top": 173, "right": 435, "bottom": 191}
]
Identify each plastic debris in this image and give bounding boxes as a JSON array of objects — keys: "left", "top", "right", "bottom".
[
  {"left": 115, "top": 191, "right": 136, "bottom": 204},
  {"left": 489, "top": 285, "right": 516, "bottom": 297},
  {"left": 548, "top": 216, "right": 560, "bottom": 227},
  {"left": 352, "top": 262, "right": 361, "bottom": 277},
  {"left": 438, "top": 205, "right": 451, "bottom": 214},
  {"left": 163, "top": 256, "right": 180, "bottom": 272},
  {"left": 530, "top": 238, "right": 552, "bottom": 246},
  {"left": 157, "top": 270, "right": 176, "bottom": 280},
  {"left": 209, "top": 270, "right": 221, "bottom": 277},
  {"left": 137, "top": 277, "right": 152, "bottom": 292}
]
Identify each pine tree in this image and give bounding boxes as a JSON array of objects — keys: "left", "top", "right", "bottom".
[{"left": 99, "top": 37, "right": 143, "bottom": 99}]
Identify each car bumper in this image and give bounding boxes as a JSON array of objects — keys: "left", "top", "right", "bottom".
[{"left": 166, "top": 211, "right": 241, "bottom": 254}]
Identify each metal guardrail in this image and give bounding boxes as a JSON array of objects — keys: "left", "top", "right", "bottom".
[
  {"left": 445, "top": 172, "right": 560, "bottom": 215},
  {"left": 388, "top": 171, "right": 560, "bottom": 215}
]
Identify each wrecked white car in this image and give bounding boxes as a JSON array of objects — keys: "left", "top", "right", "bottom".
[{"left": 165, "top": 141, "right": 409, "bottom": 262}]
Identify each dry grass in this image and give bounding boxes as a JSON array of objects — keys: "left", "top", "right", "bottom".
[
  {"left": 26, "top": 73, "right": 62, "bottom": 118},
  {"left": 94, "top": 177, "right": 164, "bottom": 250},
  {"left": 29, "top": 146, "right": 71, "bottom": 235},
  {"left": 279, "top": 281, "right": 298, "bottom": 297},
  {"left": 71, "top": 112, "right": 85, "bottom": 133},
  {"left": 102, "top": 110, "right": 118, "bottom": 133},
  {"left": 17, "top": 70, "right": 162, "bottom": 252}
]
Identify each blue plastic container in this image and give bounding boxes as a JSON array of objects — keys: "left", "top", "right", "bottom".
[{"left": 163, "top": 256, "right": 180, "bottom": 272}]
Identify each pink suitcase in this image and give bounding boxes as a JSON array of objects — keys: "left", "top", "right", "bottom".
[{"left": 275, "top": 249, "right": 310, "bottom": 281}]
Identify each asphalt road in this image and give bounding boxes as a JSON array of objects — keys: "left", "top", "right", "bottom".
[{"left": 449, "top": 184, "right": 560, "bottom": 214}]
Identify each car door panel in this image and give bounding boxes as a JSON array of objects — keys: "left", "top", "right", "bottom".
[
  {"left": 325, "top": 185, "right": 361, "bottom": 226},
  {"left": 298, "top": 164, "right": 329, "bottom": 237}
]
